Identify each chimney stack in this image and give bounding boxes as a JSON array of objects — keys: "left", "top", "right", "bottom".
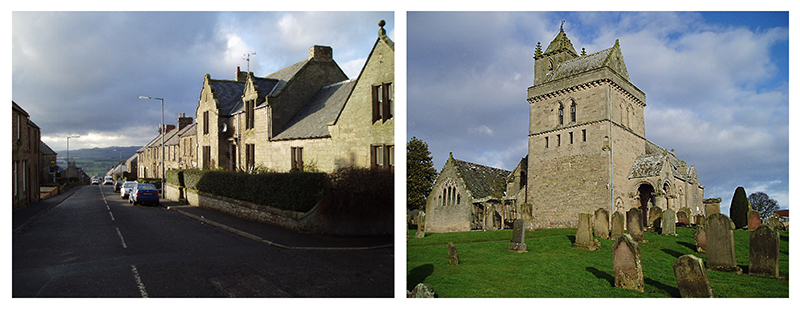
[
  {"left": 178, "top": 113, "right": 193, "bottom": 130},
  {"left": 308, "top": 45, "right": 333, "bottom": 61}
]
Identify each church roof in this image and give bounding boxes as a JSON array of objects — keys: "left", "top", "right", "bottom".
[
  {"left": 543, "top": 29, "right": 578, "bottom": 57},
  {"left": 547, "top": 40, "right": 630, "bottom": 83},
  {"left": 272, "top": 79, "right": 356, "bottom": 140},
  {"left": 449, "top": 156, "right": 511, "bottom": 200}
]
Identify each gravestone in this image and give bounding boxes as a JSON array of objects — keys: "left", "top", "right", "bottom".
[
  {"left": 748, "top": 210, "right": 762, "bottom": 231},
  {"left": 573, "top": 213, "right": 600, "bottom": 251},
  {"left": 611, "top": 211, "right": 625, "bottom": 239},
  {"left": 508, "top": 219, "right": 528, "bottom": 253},
  {"left": 705, "top": 213, "right": 742, "bottom": 273},
  {"left": 703, "top": 198, "right": 721, "bottom": 215},
  {"left": 408, "top": 283, "right": 435, "bottom": 298},
  {"left": 672, "top": 254, "right": 713, "bottom": 298},
  {"left": 647, "top": 206, "right": 663, "bottom": 229},
  {"left": 626, "top": 208, "right": 645, "bottom": 242},
  {"left": 694, "top": 214, "right": 706, "bottom": 227},
  {"left": 749, "top": 226, "right": 780, "bottom": 278},
  {"left": 415, "top": 212, "right": 426, "bottom": 239},
  {"left": 764, "top": 213, "right": 786, "bottom": 231},
  {"left": 677, "top": 210, "right": 690, "bottom": 227},
  {"left": 447, "top": 242, "right": 459, "bottom": 265},
  {"left": 594, "top": 208, "right": 610, "bottom": 240},
  {"left": 662, "top": 209, "right": 677, "bottom": 236},
  {"left": 693, "top": 226, "right": 707, "bottom": 254},
  {"left": 612, "top": 234, "right": 644, "bottom": 292}
]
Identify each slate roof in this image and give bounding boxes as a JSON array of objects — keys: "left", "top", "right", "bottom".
[
  {"left": 272, "top": 79, "right": 356, "bottom": 140},
  {"left": 230, "top": 77, "right": 281, "bottom": 113},
  {"left": 628, "top": 153, "right": 687, "bottom": 181},
  {"left": 266, "top": 60, "right": 309, "bottom": 95},
  {"left": 547, "top": 46, "right": 615, "bottom": 81},
  {"left": 451, "top": 157, "right": 511, "bottom": 200},
  {"left": 40, "top": 141, "right": 56, "bottom": 155},
  {"left": 208, "top": 79, "right": 246, "bottom": 116}
]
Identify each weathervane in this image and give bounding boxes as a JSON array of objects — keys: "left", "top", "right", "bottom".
[
  {"left": 242, "top": 52, "right": 257, "bottom": 72},
  {"left": 560, "top": 20, "right": 565, "bottom": 32}
]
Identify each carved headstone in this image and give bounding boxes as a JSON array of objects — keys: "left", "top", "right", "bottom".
[
  {"left": 705, "top": 213, "right": 742, "bottom": 273},
  {"left": 703, "top": 198, "right": 721, "bottom": 215},
  {"left": 594, "top": 208, "right": 610, "bottom": 240},
  {"left": 647, "top": 206, "right": 663, "bottom": 229},
  {"left": 693, "top": 226, "right": 707, "bottom": 254},
  {"left": 447, "top": 242, "right": 459, "bottom": 265},
  {"left": 764, "top": 213, "right": 786, "bottom": 231},
  {"left": 626, "top": 208, "right": 644, "bottom": 242},
  {"left": 613, "top": 234, "right": 644, "bottom": 292},
  {"left": 749, "top": 226, "right": 780, "bottom": 278},
  {"left": 408, "top": 283, "right": 435, "bottom": 298},
  {"left": 508, "top": 219, "right": 528, "bottom": 253},
  {"left": 694, "top": 214, "right": 706, "bottom": 227},
  {"left": 573, "top": 213, "right": 600, "bottom": 251},
  {"left": 662, "top": 209, "right": 677, "bottom": 236},
  {"left": 677, "top": 210, "right": 690, "bottom": 227},
  {"left": 611, "top": 211, "right": 625, "bottom": 239},
  {"left": 672, "top": 254, "right": 713, "bottom": 298},
  {"left": 415, "top": 212, "right": 426, "bottom": 239},
  {"left": 748, "top": 210, "right": 762, "bottom": 231}
]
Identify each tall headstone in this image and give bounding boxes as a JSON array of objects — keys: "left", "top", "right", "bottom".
[
  {"left": 748, "top": 210, "right": 762, "bottom": 231},
  {"left": 647, "top": 206, "right": 663, "bottom": 229},
  {"left": 573, "top": 213, "right": 600, "bottom": 251},
  {"left": 626, "top": 208, "right": 645, "bottom": 242},
  {"left": 703, "top": 198, "right": 722, "bottom": 216},
  {"left": 693, "top": 226, "right": 707, "bottom": 254},
  {"left": 415, "top": 212, "right": 426, "bottom": 239},
  {"left": 611, "top": 211, "right": 625, "bottom": 239},
  {"left": 508, "top": 219, "right": 528, "bottom": 253},
  {"left": 705, "top": 213, "right": 742, "bottom": 273},
  {"left": 672, "top": 254, "right": 713, "bottom": 298},
  {"left": 764, "top": 213, "right": 786, "bottom": 231},
  {"left": 594, "top": 208, "right": 610, "bottom": 240},
  {"left": 447, "top": 242, "right": 459, "bottom": 265},
  {"left": 612, "top": 234, "right": 644, "bottom": 292},
  {"left": 749, "top": 226, "right": 780, "bottom": 278},
  {"left": 662, "top": 209, "right": 677, "bottom": 236},
  {"left": 677, "top": 210, "right": 690, "bottom": 227}
]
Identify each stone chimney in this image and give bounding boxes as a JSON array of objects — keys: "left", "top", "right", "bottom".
[
  {"left": 178, "top": 113, "right": 193, "bottom": 130},
  {"left": 236, "top": 66, "right": 249, "bottom": 82},
  {"left": 308, "top": 45, "right": 333, "bottom": 61},
  {"left": 159, "top": 124, "right": 176, "bottom": 134}
]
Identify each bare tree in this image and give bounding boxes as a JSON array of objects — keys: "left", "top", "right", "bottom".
[{"left": 749, "top": 192, "right": 779, "bottom": 220}]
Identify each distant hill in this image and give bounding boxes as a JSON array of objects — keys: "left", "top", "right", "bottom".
[{"left": 56, "top": 146, "right": 142, "bottom": 178}]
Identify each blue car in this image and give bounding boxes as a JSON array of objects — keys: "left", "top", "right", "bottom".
[{"left": 129, "top": 183, "right": 160, "bottom": 206}]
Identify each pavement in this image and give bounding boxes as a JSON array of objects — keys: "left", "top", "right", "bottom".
[{"left": 14, "top": 185, "right": 394, "bottom": 251}]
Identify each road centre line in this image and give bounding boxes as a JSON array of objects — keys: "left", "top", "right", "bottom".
[
  {"left": 115, "top": 227, "right": 128, "bottom": 249},
  {"left": 130, "top": 265, "right": 149, "bottom": 298},
  {"left": 109, "top": 211, "right": 115, "bottom": 221}
]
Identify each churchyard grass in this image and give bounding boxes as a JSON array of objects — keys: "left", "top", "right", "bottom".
[{"left": 407, "top": 227, "right": 788, "bottom": 297}]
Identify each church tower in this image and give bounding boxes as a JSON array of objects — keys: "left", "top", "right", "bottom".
[{"left": 533, "top": 26, "right": 579, "bottom": 86}]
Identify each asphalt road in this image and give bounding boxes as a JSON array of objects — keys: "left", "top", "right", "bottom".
[{"left": 13, "top": 185, "right": 393, "bottom": 297}]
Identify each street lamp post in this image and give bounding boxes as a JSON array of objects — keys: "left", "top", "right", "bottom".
[
  {"left": 139, "top": 96, "right": 165, "bottom": 198},
  {"left": 66, "top": 135, "right": 80, "bottom": 178}
]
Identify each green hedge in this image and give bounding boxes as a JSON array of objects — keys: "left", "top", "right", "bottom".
[
  {"left": 166, "top": 169, "right": 184, "bottom": 187},
  {"left": 318, "top": 167, "right": 394, "bottom": 220}
]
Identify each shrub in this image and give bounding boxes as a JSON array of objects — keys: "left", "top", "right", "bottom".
[
  {"left": 318, "top": 167, "right": 394, "bottom": 221},
  {"left": 192, "top": 170, "right": 326, "bottom": 212},
  {"left": 183, "top": 169, "right": 205, "bottom": 190},
  {"left": 730, "top": 186, "right": 749, "bottom": 229},
  {"left": 165, "top": 169, "right": 184, "bottom": 187}
]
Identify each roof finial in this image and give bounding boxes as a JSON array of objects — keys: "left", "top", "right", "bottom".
[
  {"left": 378, "top": 20, "right": 386, "bottom": 36},
  {"left": 560, "top": 20, "right": 565, "bottom": 33},
  {"left": 581, "top": 47, "right": 586, "bottom": 56}
]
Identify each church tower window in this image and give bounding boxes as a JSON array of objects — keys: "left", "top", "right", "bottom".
[
  {"left": 558, "top": 104, "right": 564, "bottom": 126},
  {"left": 570, "top": 101, "right": 576, "bottom": 123}
]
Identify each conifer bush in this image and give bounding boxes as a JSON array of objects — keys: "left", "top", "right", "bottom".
[{"left": 730, "top": 186, "right": 749, "bottom": 229}]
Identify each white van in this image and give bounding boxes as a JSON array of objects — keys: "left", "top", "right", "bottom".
[{"left": 103, "top": 175, "right": 114, "bottom": 185}]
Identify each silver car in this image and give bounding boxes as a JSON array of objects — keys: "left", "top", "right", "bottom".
[{"left": 120, "top": 181, "right": 138, "bottom": 199}]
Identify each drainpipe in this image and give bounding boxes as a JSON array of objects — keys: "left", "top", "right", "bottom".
[{"left": 609, "top": 82, "right": 615, "bottom": 215}]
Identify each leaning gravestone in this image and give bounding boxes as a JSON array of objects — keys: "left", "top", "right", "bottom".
[
  {"left": 749, "top": 226, "right": 780, "bottom": 278},
  {"left": 447, "top": 242, "right": 459, "bottom": 265},
  {"left": 677, "top": 210, "right": 690, "bottom": 227},
  {"left": 611, "top": 211, "right": 625, "bottom": 239},
  {"left": 705, "top": 213, "right": 742, "bottom": 273},
  {"left": 694, "top": 226, "right": 707, "bottom": 253},
  {"left": 673, "top": 254, "right": 713, "bottom": 298},
  {"left": 748, "top": 210, "right": 762, "bottom": 231},
  {"left": 573, "top": 213, "right": 600, "bottom": 251},
  {"left": 508, "top": 219, "right": 528, "bottom": 253},
  {"left": 408, "top": 283, "right": 435, "bottom": 298},
  {"left": 626, "top": 208, "right": 645, "bottom": 242},
  {"left": 662, "top": 209, "right": 677, "bottom": 236},
  {"left": 764, "top": 213, "right": 786, "bottom": 231},
  {"left": 415, "top": 212, "right": 426, "bottom": 239},
  {"left": 594, "top": 208, "right": 610, "bottom": 240},
  {"left": 647, "top": 206, "right": 663, "bottom": 229},
  {"left": 613, "top": 234, "right": 644, "bottom": 292}
]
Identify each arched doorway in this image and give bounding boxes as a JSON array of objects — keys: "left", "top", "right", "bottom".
[{"left": 638, "top": 183, "right": 655, "bottom": 224}]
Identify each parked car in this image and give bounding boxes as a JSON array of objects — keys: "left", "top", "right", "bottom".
[
  {"left": 103, "top": 176, "right": 114, "bottom": 185},
  {"left": 120, "top": 181, "right": 138, "bottom": 199},
  {"left": 129, "top": 183, "right": 160, "bottom": 206},
  {"left": 113, "top": 180, "right": 124, "bottom": 192},
  {"left": 91, "top": 178, "right": 99, "bottom": 185}
]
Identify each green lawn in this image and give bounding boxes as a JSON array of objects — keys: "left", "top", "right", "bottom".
[{"left": 407, "top": 227, "right": 788, "bottom": 297}]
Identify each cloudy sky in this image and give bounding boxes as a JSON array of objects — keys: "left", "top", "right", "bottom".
[
  {"left": 407, "top": 11, "right": 789, "bottom": 212},
  {"left": 12, "top": 11, "right": 394, "bottom": 152}
]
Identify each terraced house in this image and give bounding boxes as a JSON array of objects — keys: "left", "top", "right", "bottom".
[
  {"left": 196, "top": 21, "right": 394, "bottom": 173},
  {"left": 12, "top": 101, "right": 41, "bottom": 209}
]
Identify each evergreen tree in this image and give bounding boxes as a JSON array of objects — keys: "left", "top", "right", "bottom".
[
  {"left": 729, "top": 186, "right": 749, "bottom": 229},
  {"left": 407, "top": 137, "right": 437, "bottom": 211},
  {"left": 749, "top": 191, "right": 779, "bottom": 220}
]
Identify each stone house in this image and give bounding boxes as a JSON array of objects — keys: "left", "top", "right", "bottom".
[
  {"left": 178, "top": 122, "right": 197, "bottom": 169},
  {"left": 196, "top": 21, "right": 394, "bottom": 173},
  {"left": 40, "top": 141, "right": 58, "bottom": 184},
  {"left": 12, "top": 101, "right": 41, "bottom": 209},
  {"left": 518, "top": 28, "right": 705, "bottom": 228},
  {"left": 125, "top": 153, "right": 138, "bottom": 180},
  {"left": 425, "top": 153, "right": 512, "bottom": 233},
  {"left": 136, "top": 124, "right": 176, "bottom": 179}
]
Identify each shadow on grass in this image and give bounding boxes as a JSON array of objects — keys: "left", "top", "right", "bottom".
[
  {"left": 676, "top": 241, "right": 696, "bottom": 252},
  {"left": 780, "top": 234, "right": 788, "bottom": 242},
  {"left": 661, "top": 248, "right": 684, "bottom": 258},
  {"left": 644, "top": 277, "right": 680, "bottom": 297},
  {"left": 407, "top": 264, "right": 434, "bottom": 291},
  {"left": 566, "top": 235, "right": 576, "bottom": 243},
  {"left": 586, "top": 267, "right": 614, "bottom": 286}
]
